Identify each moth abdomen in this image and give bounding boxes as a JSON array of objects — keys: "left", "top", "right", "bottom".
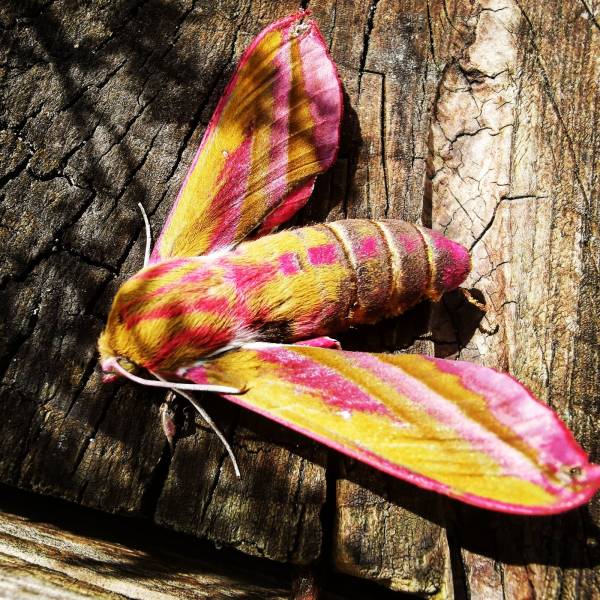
[
  {"left": 296, "top": 219, "right": 470, "bottom": 328},
  {"left": 232, "top": 218, "right": 470, "bottom": 341},
  {"left": 99, "top": 218, "right": 470, "bottom": 371}
]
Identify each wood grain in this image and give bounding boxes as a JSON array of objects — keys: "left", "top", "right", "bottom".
[
  {"left": 1, "top": 0, "right": 598, "bottom": 596},
  {"left": 0, "top": 490, "right": 290, "bottom": 599}
]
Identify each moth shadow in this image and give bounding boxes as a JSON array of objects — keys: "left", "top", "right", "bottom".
[
  {"left": 338, "top": 460, "right": 600, "bottom": 571},
  {"left": 335, "top": 288, "right": 485, "bottom": 357},
  {"left": 430, "top": 287, "right": 488, "bottom": 358}
]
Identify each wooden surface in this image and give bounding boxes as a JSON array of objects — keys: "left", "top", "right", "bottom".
[
  {"left": 0, "top": 490, "right": 290, "bottom": 599},
  {"left": 1, "top": 0, "right": 598, "bottom": 597},
  {"left": 0, "top": 484, "right": 408, "bottom": 599}
]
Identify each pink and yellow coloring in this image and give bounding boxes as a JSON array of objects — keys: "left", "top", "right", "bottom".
[{"left": 98, "top": 11, "right": 600, "bottom": 515}]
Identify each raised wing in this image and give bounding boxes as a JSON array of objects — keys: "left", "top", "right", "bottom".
[
  {"left": 152, "top": 11, "right": 342, "bottom": 261},
  {"left": 179, "top": 344, "right": 600, "bottom": 514}
]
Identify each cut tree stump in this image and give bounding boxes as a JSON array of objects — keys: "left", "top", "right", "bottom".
[{"left": 1, "top": 0, "right": 598, "bottom": 597}]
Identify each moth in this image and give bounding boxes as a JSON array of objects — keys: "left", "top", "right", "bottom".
[{"left": 98, "top": 11, "right": 600, "bottom": 515}]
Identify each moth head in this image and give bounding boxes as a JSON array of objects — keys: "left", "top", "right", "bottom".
[
  {"left": 98, "top": 258, "right": 245, "bottom": 380},
  {"left": 98, "top": 309, "right": 139, "bottom": 382}
]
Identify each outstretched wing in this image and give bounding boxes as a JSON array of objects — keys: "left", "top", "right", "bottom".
[
  {"left": 152, "top": 11, "right": 342, "bottom": 261},
  {"left": 179, "top": 344, "right": 600, "bottom": 515}
]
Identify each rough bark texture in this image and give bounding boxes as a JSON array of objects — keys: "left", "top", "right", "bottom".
[{"left": 1, "top": 0, "right": 598, "bottom": 597}]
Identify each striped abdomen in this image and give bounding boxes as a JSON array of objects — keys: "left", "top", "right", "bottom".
[{"left": 229, "top": 219, "right": 471, "bottom": 341}]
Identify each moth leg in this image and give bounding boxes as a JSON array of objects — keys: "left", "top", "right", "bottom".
[
  {"left": 295, "top": 336, "right": 341, "bottom": 349},
  {"left": 159, "top": 391, "right": 177, "bottom": 452},
  {"left": 158, "top": 386, "right": 242, "bottom": 477},
  {"left": 460, "top": 287, "right": 487, "bottom": 312}
]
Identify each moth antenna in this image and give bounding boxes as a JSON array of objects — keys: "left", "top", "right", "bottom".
[
  {"left": 152, "top": 371, "right": 241, "bottom": 478},
  {"left": 137, "top": 202, "right": 152, "bottom": 267},
  {"left": 108, "top": 358, "right": 243, "bottom": 394}
]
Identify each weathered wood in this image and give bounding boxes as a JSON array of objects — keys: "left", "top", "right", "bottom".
[
  {"left": 1, "top": 0, "right": 598, "bottom": 597},
  {"left": 0, "top": 493, "right": 290, "bottom": 599},
  {"left": 0, "top": 485, "right": 415, "bottom": 599}
]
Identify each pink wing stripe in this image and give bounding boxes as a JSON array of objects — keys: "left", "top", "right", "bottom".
[
  {"left": 428, "top": 357, "right": 594, "bottom": 474},
  {"left": 299, "top": 25, "right": 343, "bottom": 167},
  {"left": 254, "top": 177, "right": 316, "bottom": 237},
  {"left": 206, "top": 135, "right": 253, "bottom": 250},
  {"left": 258, "top": 346, "right": 391, "bottom": 415},
  {"left": 265, "top": 35, "right": 292, "bottom": 208},
  {"left": 346, "top": 352, "right": 563, "bottom": 493}
]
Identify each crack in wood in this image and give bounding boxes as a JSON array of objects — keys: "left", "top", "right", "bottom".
[{"left": 357, "top": 0, "right": 380, "bottom": 94}]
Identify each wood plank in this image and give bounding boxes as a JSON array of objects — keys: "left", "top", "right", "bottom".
[{"left": 0, "top": 497, "right": 289, "bottom": 599}]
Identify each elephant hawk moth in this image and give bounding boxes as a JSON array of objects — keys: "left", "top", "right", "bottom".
[{"left": 98, "top": 11, "right": 600, "bottom": 515}]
